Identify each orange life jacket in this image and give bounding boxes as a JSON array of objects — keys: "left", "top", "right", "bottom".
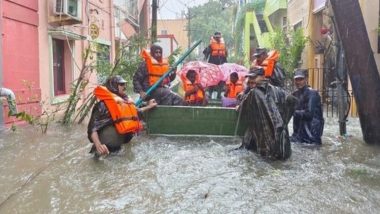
[
  {"left": 182, "top": 77, "right": 204, "bottom": 104},
  {"left": 210, "top": 37, "right": 226, "bottom": 57},
  {"left": 258, "top": 50, "right": 280, "bottom": 78},
  {"left": 94, "top": 86, "right": 143, "bottom": 134},
  {"left": 226, "top": 80, "right": 243, "bottom": 98},
  {"left": 141, "top": 49, "right": 170, "bottom": 86}
]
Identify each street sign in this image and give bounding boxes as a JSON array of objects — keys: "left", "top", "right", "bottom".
[{"left": 89, "top": 23, "right": 99, "bottom": 40}]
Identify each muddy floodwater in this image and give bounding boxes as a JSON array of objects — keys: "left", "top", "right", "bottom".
[{"left": 0, "top": 117, "right": 379, "bottom": 213}]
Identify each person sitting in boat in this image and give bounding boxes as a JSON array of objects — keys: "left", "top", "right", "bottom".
[
  {"left": 222, "top": 72, "right": 243, "bottom": 107},
  {"left": 291, "top": 69, "right": 324, "bottom": 144},
  {"left": 88, "top": 75, "right": 157, "bottom": 157},
  {"left": 182, "top": 69, "right": 207, "bottom": 106},
  {"left": 251, "top": 47, "right": 285, "bottom": 87},
  {"left": 133, "top": 44, "right": 185, "bottom": 105},
  {"left": 238, "top": 67, "right": 297, "bottom": 160},
  {"left": 235, "top": 68, "right": 259, "bottom": 109}
]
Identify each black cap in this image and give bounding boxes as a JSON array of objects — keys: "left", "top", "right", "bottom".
[
  {"left": 294, "top": 69, "right": 307, "bottom": 79},
  {"left": 214, "top": 32, "right": 222, "bottom": 38},
  {"left": 246, "top": 67, "right": 264, "bottom": 78},
  {"left": 253, "top": 48, "right": 267, "bottom": 57}
]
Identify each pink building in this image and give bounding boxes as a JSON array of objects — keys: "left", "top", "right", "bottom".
[
  {"left": 1, "top": 0, "right": 151, "bottom": 126},
  {"left": 1, "top": 0, "right": 40, "bottom": 124}
]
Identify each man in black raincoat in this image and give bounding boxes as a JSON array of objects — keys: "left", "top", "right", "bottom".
[
  {"left": 133, "top": 44, "right": 184, "bottom": 105},
  {"left": 291, "top": 69, "right": 324, "bottom": 144},
  {"left": 239, "top": 68, "right": 297, "bottom": 160}
]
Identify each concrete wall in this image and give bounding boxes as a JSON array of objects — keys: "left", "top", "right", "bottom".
[
  {"left": 156, "top": 35, "right": 179, "bottom": 58},
  {"left": 359, "top": 0, "right": 380, "bottom": 72},
  {"left": 287, "top": 0, "right": 310, "bottom": 69}
]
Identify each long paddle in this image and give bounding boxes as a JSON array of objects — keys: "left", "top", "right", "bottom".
[{"left": 135, "top": 40, "right": 202, "bottom": 107}]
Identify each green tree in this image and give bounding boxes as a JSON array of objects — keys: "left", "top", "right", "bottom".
[
  {"left": 268, "top": 28, "right": 307, "bottom": 79},
  {"left": 188, "top": 1, "right": 235, "bottom": 56}
]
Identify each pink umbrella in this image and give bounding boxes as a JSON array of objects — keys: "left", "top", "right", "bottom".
[
  {"left": 178, "top": 61, "right": 224, "bottom": 88},
  {"left": 218, "top": 63, "right": 249, "bottom": 82}
]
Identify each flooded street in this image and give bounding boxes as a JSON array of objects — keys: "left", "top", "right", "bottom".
[{"left": 0, "top": 117, "right": 379, "bottom": 213}]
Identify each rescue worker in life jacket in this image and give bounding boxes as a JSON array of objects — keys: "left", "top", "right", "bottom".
[
  {"left": 251, "top": 47, "right": 285, "bottom": 87},
  {"left": 88, "top": 75, "right": 157, "bottom": 156},
  {"left": 183, "top": 69, "right": 207, "bottom": 106},
  {"left": 222, "top": 72, "right": 243, "bottom": 107},
  {"left": 203, "top": 32, "right": 228, "bottom": 99},
  {"left": 203, "top": 32, "right": 228, "bottom": 65},
  {"left": 133, "top": 44, "right": 185, "bottom": 105}
]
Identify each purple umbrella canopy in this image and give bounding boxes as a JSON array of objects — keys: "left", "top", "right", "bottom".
[{"left": 218, "top": 63, "right": 249, "bottom": 82}]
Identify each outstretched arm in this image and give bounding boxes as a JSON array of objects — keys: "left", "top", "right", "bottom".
[
  {"left": 138, "top": 99, "right": 158, "bottom": 112},
  {"left": 91, "top": 131, "right": 110, "bottom": 155}
]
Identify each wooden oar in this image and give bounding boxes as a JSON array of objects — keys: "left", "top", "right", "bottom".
[{"left": 135, "top": 40, "right": 202, "bottom": 107}]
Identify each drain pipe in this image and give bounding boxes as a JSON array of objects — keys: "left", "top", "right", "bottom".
[
  {"left": 0, "top": 0, "right": 3, "bottom": 126},
  {"left": 0, "top": 88, "right": 17, "bottom": 116}
]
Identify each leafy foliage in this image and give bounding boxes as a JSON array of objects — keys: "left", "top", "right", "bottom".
[
  {"left": 96, "top": 33, "right": 149, "bottom": 85},
  {"left": 268, "top": 28, "right": 307, "bottom": 78},
  {"left": 188, "top": 1, "right": 235, "bottom": 52}
]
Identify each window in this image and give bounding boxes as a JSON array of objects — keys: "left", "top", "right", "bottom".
[
  {"left": 67, "top": 0, "right": 78, "bottom": 17},
  {"left": 161, "top": 30, "right": 168, "bottom": 35},
  {"left": 54, "top": 0, "right": 81, "bottom": 19},
  {"left": 282, "top": 16, "right": 287, "bottom": 31},
  {"left": 96, "top": 44, "right": 110, "bottom": 83},
  {"left": 282, "top": 17, "right": 287, "bottom": 27},
  {"left": 293, "top": 21, "right": 302, "bottom": 30},
  {"left": 97, "top": 44, "right": 110, "bottom": 65},
  {"left": 52, "top": 39, "right": 66, "bottom": 95},
  {"left": 126, "top": 0, "right": 138, "bottom": 19}
]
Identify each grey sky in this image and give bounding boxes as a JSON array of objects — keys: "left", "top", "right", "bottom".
[{"left": 158, "top": 0, "right": 209, "bottom": 19}]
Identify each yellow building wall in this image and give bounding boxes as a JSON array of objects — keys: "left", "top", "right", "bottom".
[
  {"left": 359, "top": 0, "right": 380, "bottom": 72},
  {"left": 287, "top": 0, "right": 310, "bottom": 70},
  {"left": 157, "top": 19, "right": 189, "bottom": 50}
]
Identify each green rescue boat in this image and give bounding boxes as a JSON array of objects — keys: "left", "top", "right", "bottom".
[{"left": 143, "top": 105, "right": 248, "bottom": 136}]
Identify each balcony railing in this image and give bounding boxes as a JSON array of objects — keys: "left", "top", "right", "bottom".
[{"left": 264, "top": 0, "right": 287, "bottom": 17}]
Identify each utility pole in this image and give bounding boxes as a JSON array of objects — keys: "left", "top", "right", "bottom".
[
  {"left": 186, "top": 7, "right": 195, "bottom": 48},
  {"left": 151, "top": 0, "right": 158, "bottom": 44},
  {"left": 336, "top": 41, "right": 347, "bottom": 136},
  {"left": 187, "top": 8, "right": 191, "bottom": 48},
  {"left": 330, "top": 12, "right": 348, "bottom": 136}
]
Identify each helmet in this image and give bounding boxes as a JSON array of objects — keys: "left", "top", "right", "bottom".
[{"left": 105, "top": 75, "right": 127, "bottom": 94}]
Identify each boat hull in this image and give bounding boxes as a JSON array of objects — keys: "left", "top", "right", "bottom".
[{"left": 143, "top": 106, "right": 248, "bottom": 136}]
